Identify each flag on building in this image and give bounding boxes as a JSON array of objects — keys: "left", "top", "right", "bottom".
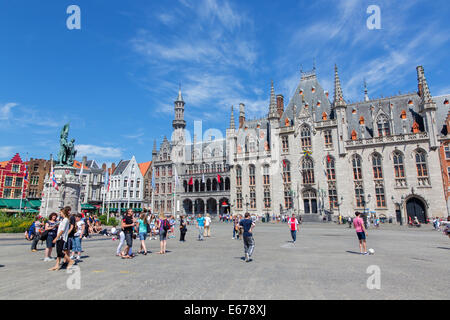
[
  {"left": 327, "top": 154, "right": 331, "bottom": 163},
  {"left": 174, "top": 166, "right": 180, "bottom": 186},
  {"left": 104, "top": 169, "right": 110, "bottom": 192},
  {"left": 151, "top": 168, "right": 155, "bottom": 189},
  {"left": 188, "top": 177, "right": 193, "bottom": 185},
  {"left": 217, "top": 174, "right": 221, "bottom": 183},
  {"left": 23, "top": 163, "right": 28, "bottom": 183},
  {"left": 283, "top": 159, "right": 287, "bottom": 168},
  {"left": 51, "top": 167, "right": 59, "bottom": 191}
]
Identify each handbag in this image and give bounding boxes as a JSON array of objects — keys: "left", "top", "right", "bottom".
[{"left": 40, "top": 230, "right": 49, "bottom": 241}]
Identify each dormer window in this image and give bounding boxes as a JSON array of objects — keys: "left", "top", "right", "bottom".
[{"left": 400, "top": 110, "right": 407, "bottom": 119}]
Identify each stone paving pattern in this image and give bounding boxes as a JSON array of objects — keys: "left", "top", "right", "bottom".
[{"left": 0, "top": 222, "right": 449, "bottom": 299}]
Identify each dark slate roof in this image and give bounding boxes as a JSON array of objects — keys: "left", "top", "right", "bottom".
[
  {"left": 112, "top": 160, "right": 130, "bottom": 176},
  {"left": 281, "top": 72, "right": 332, "bottom": 126},
  {"left": 346, "top": 93, "right": 425, "bottom": 138},
  {"left": 433, "top": 95, "right": 450, "bottom": 136}
]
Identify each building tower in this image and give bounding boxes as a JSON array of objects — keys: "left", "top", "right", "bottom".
[
  {"left": 332, "top": 64, "right": 348, "bottom": 155},
  {"left": 417, "top": 66, "right": 438, "bottom": 148},
  {"left": 268, "top": 80, "right": 279, "bottom": 120}
]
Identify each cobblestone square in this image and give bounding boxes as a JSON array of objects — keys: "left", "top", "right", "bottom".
[{"left": 0, "top": 222, "right": 449, "bottom": 300}]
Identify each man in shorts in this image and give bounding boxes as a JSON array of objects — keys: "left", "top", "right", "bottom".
[
  {"left": 239, "top": 212, "right": 255, "bottom": 262},
  {"left": 353, "top": 211, "right": 368, "bottom": 255},
  {"left": 121, "top": 209, "right": 136, "bottom": 259}
]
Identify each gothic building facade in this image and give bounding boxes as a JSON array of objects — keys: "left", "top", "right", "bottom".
[{"left": 226, "top": 65, "right": 449, "bottom": 223}]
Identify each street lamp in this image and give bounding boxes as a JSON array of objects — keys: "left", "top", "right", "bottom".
[
  {"left": 337, "top": 196, "right": 343, "bottom": 222},
  {"left": 245, "top": 194, "right": 249, "bottom": 212}
]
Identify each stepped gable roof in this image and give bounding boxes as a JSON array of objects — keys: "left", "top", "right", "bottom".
[
  {"left": 346, "top": 93, "right": 424, "bottom": 138},
  {"left": 281, "top": 71, "right": 332, "bottom": 127},
  {"left": 184, "top": 138, "right": 227, "bottom": 161},
  {"left": 138, "top": 161, "right": 152, "bottom": 176},
  {"left": 433, "top": 94, "right": 450, "bottom": 136},
  {"left": 112, "top": 160, "right": 130, "bottom": 176}
]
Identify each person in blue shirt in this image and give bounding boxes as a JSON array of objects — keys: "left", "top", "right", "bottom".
[
  {"left": 196, "top": 214, "right": 205, "bottom": 241},
  {"left": 239, "top": 212, "right": 255, "bottom": 262}
]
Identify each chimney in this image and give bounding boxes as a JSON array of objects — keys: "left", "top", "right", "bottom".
[
  {"left": 276, "top": 94, "right": 284, "bottom": 118},
  {"left": 82, "top": 156, "right": 87, "bottom": 166},
  {"left": 111, "top": 163, "right": 116, "bottom": 174},
  {"left": 102, "top": 163, "right": 107, "bottom": 171}
]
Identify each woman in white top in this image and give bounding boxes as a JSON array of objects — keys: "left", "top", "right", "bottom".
[{"left": 49, "top": 208, "right": 75, "bottom": 271}]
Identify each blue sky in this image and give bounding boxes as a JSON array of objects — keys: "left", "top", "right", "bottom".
[{"left": 1, "top": 0, "right": 449, "bottom": 165}]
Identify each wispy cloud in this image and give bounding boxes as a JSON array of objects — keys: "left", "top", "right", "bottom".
[
  {"left": 0, "top": 103, "right": 18, "bottom": 120},
  {"left": 0, "top": 146, "right": 15, "bottom": 159},
  {"left": 76, "top": 145, "right": 123, "bottom": 159}
]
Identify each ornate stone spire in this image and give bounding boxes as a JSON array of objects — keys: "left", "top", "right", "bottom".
[
  {"left": 173, "top": 86, "right": 186, "bottom": 130},
  {"left": 417, "top": 66, "right": 436, "bottom": 109},
  {"left": 364, "top": 79, "right": 369, "bottom": 102},
  {"left": 229, "top": 105, "right": 235, "bottom": 130},
  {"left": 152, "top": 139, "right": 157, "bottom": 156},
  {"left": 239, "top": 103, "right": 245, "bottom": 128},
  {"left": 268, "top": 80, "right": 279, "bottom": 120},
  {"left": 333, "top": 64, "right": 346, "bottom": 108}
]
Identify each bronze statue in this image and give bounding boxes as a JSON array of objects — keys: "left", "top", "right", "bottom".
[{"left": 57, "top": 124, "right": 76, "bottom": 166}]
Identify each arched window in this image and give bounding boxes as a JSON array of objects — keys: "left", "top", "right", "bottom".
[
  {"left": 377, "top": 115, "right": 391, "bottom": 136},
  {"left": 415, "top": 150, "right": 430, "bottom": 186},
  {"left": 302, "top": 157, "right": 314, "bottom": 184},
  {"left": 236, "top": 166, "right": 242, "bottom": 186},
  {"left": 263, "top": 165, "right": 270, "bottom": 185},
  {"left": 352, "top": 155, "right": 363, "bottom": 180},
  {"left": 282, "top": 160, "right": 291, "bottom": 184},
  {"left": 249, "top": 165, "right": 256, "bottom": 186},
  {"left": 372, "top": 153, "right": 383, "bottom": 179},
  {"left": 326, "top": 157, "right": 335, "bottom": 181},
  {"left": 301, "top": 126, "right": 312, "bottom": 148},
  {"left": 393, "top": 151, "right": 406, "bottom": 187}
]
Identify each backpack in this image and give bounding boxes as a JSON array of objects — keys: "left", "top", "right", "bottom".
[
  {"left": 162, "top": 219, "right": 171, "bottom": 231},
  {"left": 28, "top": 222, "right": 36, "bottom": 236}
]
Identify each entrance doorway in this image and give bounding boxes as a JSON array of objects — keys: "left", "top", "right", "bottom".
[
  {"left": 303, "top": 189, "right": 318, "bottom": 214},
  {"left": 406, "top": 197, "right": 427, "bottom": 224}
]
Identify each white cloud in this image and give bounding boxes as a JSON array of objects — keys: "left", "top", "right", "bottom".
[
  {"left": 0, "top": 146, "right": 15, "bottom": 159},
  {"left": 0, "top": 103, "right": 18, "bottom": 120},
  {"left": 76, "top": 145, "right": 123, "bottom": 159}
]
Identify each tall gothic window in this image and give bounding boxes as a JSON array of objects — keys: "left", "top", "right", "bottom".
[
  {"left": 326, "top": 157, "right": 336, "bottom": 181},
  {"left": 249, "top": 164, "right": 256, "bottom": 186},
  {"left": 250, "top": 187, "right": 256, "bottom": 209},
  {"left": 264, "top": 186, "right": 271, "bottom": 209},
  {"left": 352, "top": 155, "right": 364, "bottom": 208},
  {"left": 283, "top": 160, "right": 291, "bottom": 183},
  {"left": 393, "top": 151, "right": 406, "bottom": 187},
  {"left": 302, "top": 157, "right": 315, "bottom": 184},
  {"left": 263, "top": 165, "right": 270, "bottom": 185},
  {"left": 415, "top": 149, "right": 430, "bottom": 186},
  {"left": 236, "top": 166, "right": 242, "bottom": 186},
  {"left": 284, "top": 187, "right": 293, "bottom": 209},
  {"left": 372, "top": 153, "right": 386, "bottom": 208},
  {"left": 326, "top": 156, "right": 337, "bottom": 209},
  {"left": 377, "top": 115, "right": 391, "bottom": 136},
  {"left": 301, "top": 126, "right": 312, "bottom": 149},
  {"left": 236, "top": 190, "right": 243, "bottom": 209},
  {"left": 282, "top": 136, "right": 289, "bottom": 153},
  {"left": 324, "top": 130, "right": 333, "bottom": 149}
]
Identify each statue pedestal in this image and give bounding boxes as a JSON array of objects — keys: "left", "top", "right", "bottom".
[{"left": 40, "top": 166, "right": 81, "bottom": 217}]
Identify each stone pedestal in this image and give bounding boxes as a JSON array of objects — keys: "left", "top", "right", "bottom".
[{"left": 39, "top": 166, "right": 81, "bottom": 217}]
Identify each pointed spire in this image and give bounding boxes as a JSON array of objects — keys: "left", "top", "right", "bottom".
[
  {"left": 268, "top": 80, "right": 279, "bottom": 120},
  {"left": 364, "top": 79, "right": 369, "bottom": 102},
  {"left": 176, "top": 84, "right": 184, "bottom": 102},
  {"left": 152, "top": 139, "right": 157, "bottom": 155},
  {"left": 229, "top": 105, "right": 235, "bottom": 130},
  {"left": 333, "top": 64, "right": 346, "bottom": 108},
  {"left": 416, "top": 66, "right": 435, "bottom": 108}
]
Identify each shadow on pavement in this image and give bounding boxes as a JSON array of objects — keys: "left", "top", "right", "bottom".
[
  {"left": 346, "top": 251, "right": 362, "bottom": 255},
  {"left": 437, "top": 247, "right": 450, "bottom": 250}
]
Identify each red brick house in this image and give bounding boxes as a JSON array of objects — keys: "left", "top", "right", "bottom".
[{"left": 0, "top": 153, "right": 27, "bottom": 199}]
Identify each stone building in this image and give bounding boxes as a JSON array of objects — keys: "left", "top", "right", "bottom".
[
  {"left": 73, "top": 157, "right": 105, "bottom": 206},
  {"left": 139, "top": 161, "right": 152, "bottom": 209},
  {"left": 436, "top": 102, "right": 450, "bottom": 215},
  {"left": 0, "top": 153, "right": 27, "bottom": 199},
  {"left": 107, "top": 156, "right": 144, "bottom": 214},
  {"left": 25, "top": 158, "right": 52, "bottom": 199},
  {"left": 152, "top": 90, "right": 231, "bottom": 216},
  {"left": 227, "top": 65, "right": 449, "bottom": 223}
]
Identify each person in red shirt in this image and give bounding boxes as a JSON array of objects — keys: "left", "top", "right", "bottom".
[
  {"left": 287, "top": 214, "right": 299, "bottom": 243},
  {"left": 353, "top": 212, "right": 368, "bottom": 255}
]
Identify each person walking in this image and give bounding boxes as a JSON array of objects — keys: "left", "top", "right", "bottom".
[
  {"left": 239, "top": 212, "right": 256, "bottom": 262},
  {"left": 196, "top": 214, "right": 205, "bottom": 241},
  {"left": 44, "top": 213, "right": 58, "bottom": 261},
  {"left": 287, "top": 214, "right": 299, "bottom": 243},
  {"left": 72, "top": 213, "right": 85, "bottom": 261},
  {"left": 31, "top": 216, "right": 42, "bottom": 252},
  {"left": 137, "top": 213, "right": 148, "bottom": 255},
  {"left": 179, "top": 215, "right": 187, "bottom": 242},
  {"left": 121, "top": 209, "right": 135, "bottom": 259},
  {"left": 204, "top": 213, "right": 211, "bottom": 237},
  {"left": 232, "top": 215, "right": 240, "bottom": 240},
  {"left": 157, "top": 212, "right": 169, "bottom": 254},
  {"left": 49, "top": 208, "right": 74, "bottom": 271},
  {"left": 353, "top": 212, "right": 368, "bottom": 255}
]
